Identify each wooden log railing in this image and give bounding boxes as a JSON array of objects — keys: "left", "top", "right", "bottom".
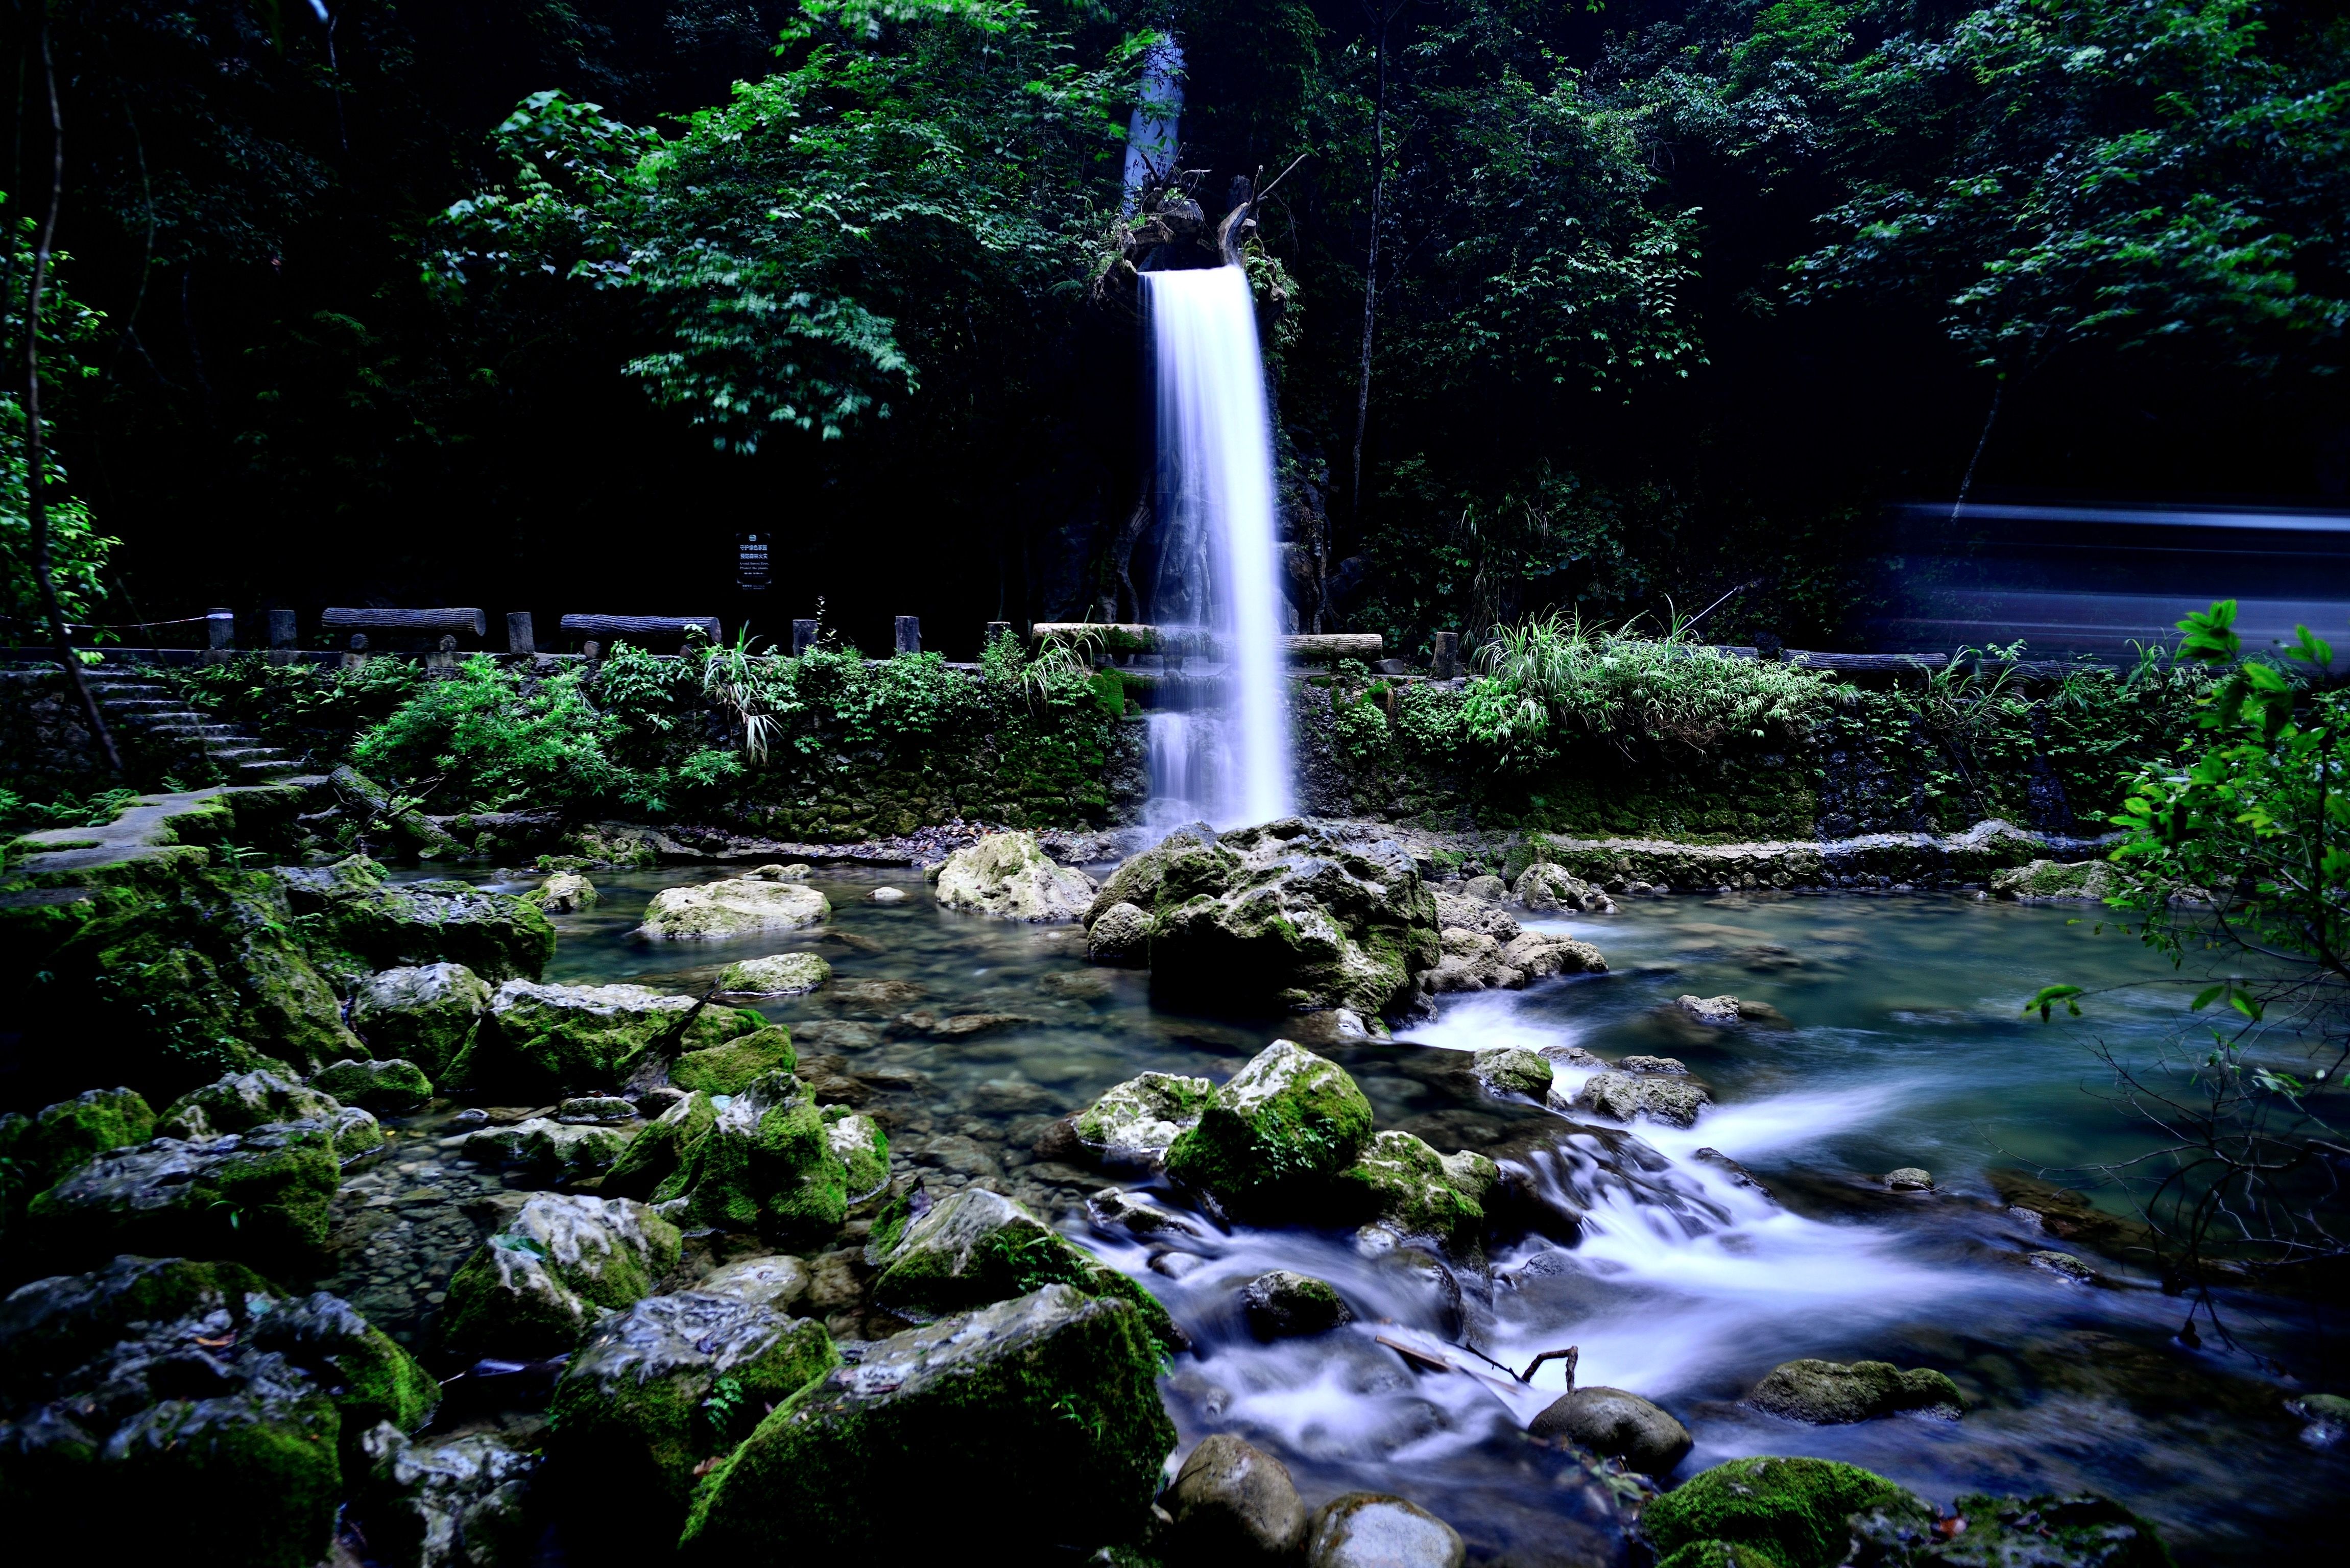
[
  {"left": 321, "top": 607, "right": 488, "bottom": 638},
  {"left": 559, "top": 614, "right": 722, "bottom": 643},
  {"left": 1029, "top": 623, "right": 1383, "bottom": 662}
]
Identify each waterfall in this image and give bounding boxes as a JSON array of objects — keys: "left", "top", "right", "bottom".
[{"left": 1144, "top": 266, "right": 1294, "bottom": 828}]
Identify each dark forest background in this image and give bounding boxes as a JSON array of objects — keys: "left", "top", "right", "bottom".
[{"left": 3, "top": 0, "right": 2344, "bottom": 659}]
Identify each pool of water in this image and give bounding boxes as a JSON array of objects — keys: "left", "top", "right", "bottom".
[{"left": 367, "top": 865, "right": 2344, "bottom": 1563}]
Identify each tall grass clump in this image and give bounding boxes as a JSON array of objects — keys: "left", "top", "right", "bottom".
[{"left": 1462, "top": 612, "right": 1832, "bottom": 764}]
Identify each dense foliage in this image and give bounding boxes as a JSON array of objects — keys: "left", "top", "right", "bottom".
[
  {"left": 0, "top": 207, "right": 114, "bottom": 637},
  {"left": 6, "top": 0, "right": 2343, "bottom": 650}
]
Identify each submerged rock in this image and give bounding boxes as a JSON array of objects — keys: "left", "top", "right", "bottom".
[
  {"left": 2029, "top": 1249, "right": 2101, "bottom": 1285},
  {"left": 0, "top": 1257, "right": 436, "bottom": 1568},
  {"left": 716, "top": 952, "right": 831, "bottom": 995},
  {"left": 1087, "top": 900, "right": 1153, "bottom": 964},
  {"left": 356, "top": 1423, "right": 541, "bottom": 1568},
  {"left": 670, "top": 1024, "right": 798, "bottom": 1095},
  {"left": 453, "top": 979, "right": 761, "bottom": 1095},
  {"left": 1307, "top": 1492, "right": 1467, "bottom": 1568},
  {"left": 1885, "top": 1167, "right": 1934, "bottom": 1192},
  {"left": 935, "top": 831, "right": 1097, "bottom": 921},
  {"left": 438, "top": 1192, "right": 682, "bottom": 1360},
  {"left": 1165, "top": 1041, "right": 1376, "bottom": 1219},
  {"left": 679, "top": 1285, "right": 1176, "bottom": 1560},
  {"left": 1163, "top": 1432, "right": 1311, "bottom": 1562},
  {"left": 1073, "top": 1070, "right": 1216, "bottom": 1169},
  {"left": 547, "top": 1291, "right": 835, "bottom": 1540},
  {"left": 1086, "top": 821, "right": 1441, "bottom": 1016},
  {"left": 634, "top": 877, "right": 829, "bottom": 940},
  {"left": 353, "top": 962, "right": 494, "bottom": 1078},
  {"left": 1747, "top": 1358, "right": 1963, "bottom": 1424},
  {"left": 1239, "top": 1270, "right": 1354, "bottom": 1340},
  {"left": 313, "top": 1056, "right": 435, "bottom": 1112},
  {"left": 1529, "top": 1386, "right": 1692, "bottom": 1476},
  {"left": 530, "top": 871, "right": 598, "bottom": 912},
  {"left": 869, "top": 1187, "right": 1180, "bottom": 1353},
  {"left": 1572, "top": 1071, "right": 1712, "bottom": 1127}
]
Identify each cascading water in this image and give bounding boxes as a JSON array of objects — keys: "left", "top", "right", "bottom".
[{"left": 1143, "top": 266, "right": 1294, "bottom": 828}]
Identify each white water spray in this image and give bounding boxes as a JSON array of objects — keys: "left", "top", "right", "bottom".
[{"left": 1144, "top": 266, "right": 1293, "bottom": 827}]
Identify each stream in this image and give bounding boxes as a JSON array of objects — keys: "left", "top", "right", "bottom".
[{"left": 334, "top": 865, "right": 2345, "bottom": 1564}]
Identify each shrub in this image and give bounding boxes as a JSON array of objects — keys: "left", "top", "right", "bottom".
[{"left": 351, "top": 655, "right": 638, "bottom": 812}]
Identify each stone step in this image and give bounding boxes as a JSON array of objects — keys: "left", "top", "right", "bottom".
[
  {"left": 206, "top": 747, "right": 280, "bottom": 763},
  {"left": 99, "top": 696, "right": 183, "bottom": 711},
  {"left": 236, "top": 758, "right": 304, "bottom": 780}
]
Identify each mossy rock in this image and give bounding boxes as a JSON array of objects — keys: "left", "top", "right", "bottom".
[
  {"left": 1072, "top": 1070, "right": 1213, "bottom": 1168},
  {"left": 1644, "top": 1456, "right": 1911, "bottom": 1568},
  {"left": 869, "top": 1187, "right": 1180, "bottom": 1356},
  {"left": 679, "top": 1286, "right": 1176, "bottom": 1561},
  {"left": 158, "top": 1069, "right": 340, "bottom": 1140},
  {"left": 1329, "top": 1130, "right": 1497, "bottom": 1258},
  {"left": 26, "top": 1123, "right": 344, "bottom": 1273},
  {"left": 350, "top": 962, "right": 492, "bottom": 1078},
  {"left": 7, "top": 1088, "right": 155, "bottom": 1207},
  {"left": 605, "top": 1090, "right": 718, "bottom": 1199},
  {"left": 438, "top": 1193, "right": 683, "bottom": 1362},
  {"left": 715, "top": 953, "right": 831, "bottom": 995},
  {"left": 283, "top": 857, "right": 555, "bottom": 983},
  {"left": 454, "top": 979, "right": 761, "bottom": 1096},
  {"left": 0, "top": 1256, "right": 435, "bottom": 1568},
  {"left": 311, "top": 1056, "right": 435, "bottom": 1112},
  {"left": 824, "top": 1104, "right": 889, "bottom": 1198},
  {"left": 1163, "top": 1041, "right": 1376, "bottom": 1221},
  {"left": 548, "top": 1292, "right": 835, "bottom": 1547},
  {"left": 651, "top": 1075, "right": 850, "bottom": 1240},
  {"left": 1747, "top": 1359, "right": 1964, "bottom": 1424},
  {"left": 672, "top": 1025, "right": 798, "bottom": 1095}
]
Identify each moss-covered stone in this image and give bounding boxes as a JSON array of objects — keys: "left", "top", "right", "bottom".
[
  {"left": 652, "top": 1075, "right": 850, "bottom": 1240},
  {"left": 437, "top": 1193, "right": 683, "bottom": 1361},
  {"left": 869, "top": 1187, "right": 1180, "bottom": 1356},
  {"left": 311, "top": 1056, "right": 435, "bottom": 1112},
  {"left": 934, "top": 830, "right": 1096, "bottom": 920},
  {"left": 1072, "top": 1070, "right": 1214, "bottom": 1169},
  {"left": 548, "top": 1292, "right": 835, "bottom": 1546},
  {"left": 0, "top": 1257, "right": 434, "bottom": 1568},
  {"left": 26, "top": 1122, "right": 344, "bottom": 1272},
  {"left": 1163, "top": 1041, "right": 1376, "bottom": 1220},
  {"left": 679, "top": 1286, "right": 1175, "bottom": 1561},
  {"left": 715, "top": 952, "right": 831, "bottom": 994},
  {"left": 1846, "top": 1489, "right": 2174, "bottom": 1568},
  {"left": 1472, "top": 1047, "right": 1554, "bottom": 1099},
  {"left": 459, "top": 1117, "right": 631, "bottom": 1182},
  {"left": 1644, "top": 1456, "right": 1911, "bottom": 1568},
  {"left": 671, "top": 1024, "right": 798, "bottom": 1094},
  {"left": 634, "top": 877, "right": 829, "bottom": 939},
  {"left": 1991, "top": 858, "right": 2118, "bottom": 902},
  {"left": 605, "top": 1090, "right": 718, "bottom": 1199},
  {"left": 1329, "top": 1130, "right": 1497, "bottom": 1258},
  {"left": 356, "top": 1424, "right": 542, "bottom": 1568},
  {"left": 453, "top": 979, "right": 761, "bottom": 1096},
  {"left": 350, "top": 961, "right": 492, "bottom": 1078},
  {"left": 283, "top": 856, "right": 555, "bottom": 983},
  {"left": 1747, "top": 1359, "right": 1964, "bottom": 1424},
  {"left": 159, "top": 1068, "right": 340, "bottom": 1140},
  {"left": 16, "top": 1087, "right": 155, "bottom": 1198},
  {"left": 824, "top": 1104, "right": 889, "bottom": 1197}
]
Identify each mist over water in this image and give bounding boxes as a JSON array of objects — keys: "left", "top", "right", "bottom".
[{"left": 1143, "top": 267, "right": 1293, "bottom": 828}]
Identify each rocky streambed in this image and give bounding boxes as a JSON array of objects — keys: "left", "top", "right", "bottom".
[{"left": 2, "top": 823, "right": 2342, "bottom": 1566}]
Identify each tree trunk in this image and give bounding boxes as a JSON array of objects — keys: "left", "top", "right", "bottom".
[
  {"left": 22, "top": 14, "right": 120, "bottom": 774},
  {"left": 1350, "top": 7, "right": 1394, "bottom": 515},
  {"left": 1949, "top": 380, "right": 2005, "bottom": 524}
]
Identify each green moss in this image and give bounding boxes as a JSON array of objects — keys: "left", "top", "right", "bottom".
[
  {"left": 324, "top": 1322, "right": 441, "bottom": 1433},
  {"left": 1644, "top": 1457, "right": 1909, "bottom": 1568},
  {"left": 655, "top": 1087, "right": 847, "bottom": 1240},
  {"left": 1656, "top": 1542, "right": 1786, "bottom": 1568},
  {"left": 1162, "top": 1043, "right": 1375, "bottom": 1220},
  {"left": 114, "top": 1392, "right": 346, "bottom": 1568},
  {"left": 25, "top": 1087, "right": 155, "bottom": 1191},
  {"left": 672, "top": 1026, "right": 797, "bottom": 1094},
  {"left": 1329, "top": 1131, "right": 1496, "bottom": 1257},
  {"left": 310, "top": 1056, "right": 434, "bottom": 1110},
  {"left": 606, "top": 1089, "right": 717, "bottom": 1198}
]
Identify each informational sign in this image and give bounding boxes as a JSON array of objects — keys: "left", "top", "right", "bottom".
[{"left": 736, "top": 532, "right": 772, "bottom": 593}]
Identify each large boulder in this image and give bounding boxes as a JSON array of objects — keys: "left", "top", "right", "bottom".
[
  {"left": 451, "top": 980, "right": 762, "bottom": 1096},
  {"left": 1572, "top": 1071, "right": 1711, "bottom": 1127},
  {"left": 1991, "top": 859, "right": 2117, "bottom": 902},
  {"left": 679, "top": 1285, "right": 1176, "bottom": 1561},
  {"left": 1164, "top": 1041, "right": 1376, "bottom": 1220},
  {"left": 1433, "top": 891, "right": 1521, "bottom": 942},
  {"left": 157, "top": 1069, "right": 383, "bottom": 1160},
  {"left": 283, "top": 856, "right": 555, "bottom": 985},
  {"left": 1472, "top": 1047, "right": 1553, "bottom": 1099},
  {"left": 1307, "top": 1493, "right": 1466, "bottom": 1568},
  {"left": 356, "top": 1423, "right": 541, "bottom": 1568},
  {"left": 352, "top": 962, "right": 494, "bottom": 1077},
  {"left": 530, "top": 871, "right": 598, "bottom": 912},
  {"left": 1529, "top": 1386, "right": 1691, "bottom": 1476},
  {"left": 1424, "top": 927, "right": 1525, "bottom": 994},
  {"left": 1331, "top": 1130, "right": 1497, "bottom": 1259},
  {"left": 670, "top": 1024, "right": 797, "bottom": 1095},
  {"left": 1747, "top": 1359, "right": 1963, "bottom": 1424},
  {"left": 458, "top": 1118, "right": 630, "bottom": 1183},
  {"left": 1087, "top": 901, "right": 1152, "bottom": 965},
  {"left": 1644, "top": 1457, "right": 1911, "bottom": 1568},
  {"left": 1163, "top": 1433, "right": 1311, "bottom": 1562},
  {"left": 1, "top": 1088, "right": 154, "bottom": 1205},
  {"left": 26, "top": 1123, "right": 344, "bottom": 1272},
  {"left": 0, "top": 1257, "right": 435, "bottom": 1568},
  {"left": 437, "top": 1193, "right": 682, "bottom": 1361},
  {"left": 649, "top": 1072, "right": 884, "bottom": 1241},
  {"left": 935, "top": 831, "right": 1096, "bottom": 921},
  {"left": 1072, "top": 1070, "right": 1215, "bottom": 1169},
  {"left": 868, "top": 1187, "right": 1180, "bottom": 1353},
  {"left": 1086, "top": 822, "right": 1440, "bottom": 1016},
  {"left": 312, "top": 1056, "right": 436, "bottom": 1112},
  {"left": 633, "top": 877, "right": 829, "bottom": 940},
  {"left": 547, "top": 1292, "right": 835, "bottom": 1545},
  {"left": 1501, "top": 930, "right": 1609, "bottom": 980}
]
